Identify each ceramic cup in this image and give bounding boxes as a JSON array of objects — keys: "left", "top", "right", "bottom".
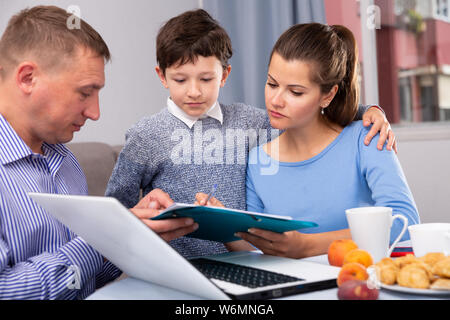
[
  {"left": 345, "top": 207, "right": 408, "bottom": 263},
  {"left": 408, "top": 223, "right": 450, "bottom": 257}
]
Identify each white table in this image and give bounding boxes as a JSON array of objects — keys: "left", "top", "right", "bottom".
[{"left": 87, "top": 249, "right": 449, "bottom": 300}]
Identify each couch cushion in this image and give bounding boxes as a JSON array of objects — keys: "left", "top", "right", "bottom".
[{"left": 67, "top": 142, "right": 119, "bottom": 196}]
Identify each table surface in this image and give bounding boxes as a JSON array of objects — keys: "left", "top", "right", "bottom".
[{"left": 87, "top": 243, "right": 450, "bottom": 301}]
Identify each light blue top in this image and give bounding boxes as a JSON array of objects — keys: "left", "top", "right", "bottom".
[{"left": 246, "top": 121, "right": 420, "bottom": 243}]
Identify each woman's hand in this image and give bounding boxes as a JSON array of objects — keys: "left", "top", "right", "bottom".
[
  {"left": 235, "top": 228, "right": 352, "bottom": 259},
  {"left": 235, "top": 229, "right": 309, "bottom": 259}
]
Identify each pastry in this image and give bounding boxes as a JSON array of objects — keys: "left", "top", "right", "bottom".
[
  {"left": 431, "top": 256, "right": 450, "bottom": 278},
  {"left": 374, "top": 258, "right": 398, "bottom": 285},
  {"left": 377, "top": 257, "right": 397, "bottom": 268},
  {"left": 430, "top": 278, "right": 450, "bottom": 291},
  {"left": 408, "top": 262, "right": 435, "bottom": 281},
  {"left": 397, "top": 264, "right": 430, "bottom": 289},
  {"left": 375, "top": 264, "right": 398, "bottom": 285},
  {"left": 394, "top": 254, "right": 421, "bottom": 269},
  {"left": 419, "top": 252, "right": 446, "bottom": 267}
]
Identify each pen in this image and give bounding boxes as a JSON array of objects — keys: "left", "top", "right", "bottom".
[{"left": 205, "top": 184, "right": 217, "bottom": 204}]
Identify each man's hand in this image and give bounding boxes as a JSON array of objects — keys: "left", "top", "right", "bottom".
[
  {"left": 362, "top": 106, "right": 397, "bottom": 153},
  {"left": 130, "top": 189, "right": 198, "bottom": 242}
]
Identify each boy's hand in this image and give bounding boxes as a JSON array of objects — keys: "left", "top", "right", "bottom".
[
  {"left": 362, "top": 106, "right": 397, "bottom": 153},
  {"left": 130, "top": 188, "right": 198, "bottom": 242},
  {"left": 194, "top": 192, "right": 225, "bottom": 207}
]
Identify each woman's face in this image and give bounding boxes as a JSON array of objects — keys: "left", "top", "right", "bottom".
[{"left": 265, "top": 53, "right": 331, "bottom": 130}]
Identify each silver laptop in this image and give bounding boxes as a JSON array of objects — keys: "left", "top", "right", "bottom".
[{"left": 28, "top": 193, "right": 339, "bottom": 300}]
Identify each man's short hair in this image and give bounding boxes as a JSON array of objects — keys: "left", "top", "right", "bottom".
[
  {"left": 156, "top": 9, "right": 232, "bottom": 74},
  {"left": 0, "top": 5, "right": 110, "bottom": 76}
]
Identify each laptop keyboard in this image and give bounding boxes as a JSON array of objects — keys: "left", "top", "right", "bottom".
[{"left": 190, "top": 258, "right": 303, "bottom": 288}]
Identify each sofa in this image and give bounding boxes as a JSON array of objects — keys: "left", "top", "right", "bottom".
[
  {"left": 67, "top": 122, "right": 450, "bottom": 223},
  {"left": 67, "top": 142, "right": 123, "bottom": 197}
]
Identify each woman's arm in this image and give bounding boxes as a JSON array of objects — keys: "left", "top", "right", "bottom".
[{"left": 358, "top": 125, "right": 420, "bottom": 243}]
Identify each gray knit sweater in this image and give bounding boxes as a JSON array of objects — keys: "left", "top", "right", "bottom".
[
  {"left": 105, "top": 103, "right": 369, "bottom": 258},
  {"left": 105, "top": 103, "right": 272, "bottom": 258}
]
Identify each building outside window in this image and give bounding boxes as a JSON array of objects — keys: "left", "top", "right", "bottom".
[
  {"left": 435, "top": 0, "right": 449, "bottom": 19},
  {"left": 325, "top": 0, "right": 450, "bottom": 124}
]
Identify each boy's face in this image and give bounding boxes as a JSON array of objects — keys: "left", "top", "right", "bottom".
[{"left": 156, "top": 56, "right": 230, "bottom": 117}]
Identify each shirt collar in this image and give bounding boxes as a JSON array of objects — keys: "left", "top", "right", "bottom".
[
  {"left": 166, "top": 97, "right": 223, "bottom": 129},
  {"left": 0, "top": 113, "right": 68, "bottom": 165}
]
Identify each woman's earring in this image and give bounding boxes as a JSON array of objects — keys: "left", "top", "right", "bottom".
[{"left": 321, "top": 100, "right": 331, "bottom": 115}]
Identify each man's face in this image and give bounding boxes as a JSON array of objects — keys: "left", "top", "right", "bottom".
[
  {"left": 156, "top": 55, "right": 230, "bottom": 117},
  {"left": 29, "top": 47, "right": 105, "bottom": 146}
]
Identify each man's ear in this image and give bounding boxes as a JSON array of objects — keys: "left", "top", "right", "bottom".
[
  {"left": 155, "top": 66, "right": 168, "bottom": 88},
  {"left": 220, "top": 65, "right": 231, "bottom": 88},
  {"left": 16, "top": 62, "right": 37, "bottom": 94}
]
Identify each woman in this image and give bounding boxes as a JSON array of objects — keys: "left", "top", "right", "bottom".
[
  {"left": 236, "top": 23, "right": 419, "bottom": 258},
  {"left": 198, "top": 23, "right": 419, "bottom": 259}
]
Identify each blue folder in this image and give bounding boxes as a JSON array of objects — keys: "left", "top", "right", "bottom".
[{"left": 151, "top": 203, "right": 318, "bottom": 243}]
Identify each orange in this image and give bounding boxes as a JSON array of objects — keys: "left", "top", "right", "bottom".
[
  {"left": 343, "top": 249, "right": 374, "bottom": 268},
  {"left": 337, "top": 262, "right": 369, "bottom": 287},
  {"left": 327, "top": 239, "right": 358, "bottom": 267}
]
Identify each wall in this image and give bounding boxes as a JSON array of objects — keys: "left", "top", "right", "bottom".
[
  {"left": 0, "top": 0, "right": 199, "bottom": 145},
  {"left": 394, "top": 123, "right": 450, "bottom": 223}
]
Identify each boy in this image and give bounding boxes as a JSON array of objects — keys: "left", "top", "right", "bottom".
[{"left": 105, "top": 9, "right": 393, "bottom": 258}]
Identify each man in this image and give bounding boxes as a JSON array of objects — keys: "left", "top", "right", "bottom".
[{"left": 0, "top": 5, "right": 197, "bottom": 299}]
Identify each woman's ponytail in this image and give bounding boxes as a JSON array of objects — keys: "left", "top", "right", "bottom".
[{"left": 327, "top": 25, "right": 359, "bottom": 126}]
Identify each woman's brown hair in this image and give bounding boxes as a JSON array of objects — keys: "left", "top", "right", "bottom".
[{"left": 269, "top": 23, "right": 359, "bottom": 127}]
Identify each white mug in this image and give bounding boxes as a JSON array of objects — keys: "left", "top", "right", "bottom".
[
  {"left": 345, "top": 207, "right": 408, "bottom": 263},
  {"left": 408, "top": 223, "right": 450, "bottom": 257}
]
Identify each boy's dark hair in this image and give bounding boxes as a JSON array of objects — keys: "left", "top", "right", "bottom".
[{"left": 156, "top": 9, "right": 232, "bottom": 74}]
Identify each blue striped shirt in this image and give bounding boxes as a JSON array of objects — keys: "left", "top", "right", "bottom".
[{"left": 0, "top": 114, "right": 121, "bottom": 299}]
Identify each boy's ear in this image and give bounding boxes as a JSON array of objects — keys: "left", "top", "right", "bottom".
[
  {"left": 220, "top": 65, "right": 231, "bottom": 88},
  {"left": 155, "top": 66, "right": 168, "bottom": 88},
  {"left": 16, "top": 62, "right": 37, "bottom": 95}
]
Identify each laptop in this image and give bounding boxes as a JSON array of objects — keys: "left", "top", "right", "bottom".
[{"left": 28, "top": 193, "right": 339, "bottom": 300}]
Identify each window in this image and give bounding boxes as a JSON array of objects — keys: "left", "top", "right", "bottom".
[
  {"left": 399, "top": 76, "right": 412, "bottom": 122},
  {"left": 420, "top": 79, "right": 437, "bottom": 122},
  {"left": 435, "top": 0, "right": 449, "bottom": 19},
  {"left": 325, "top": 0, "right": 450, "bottom": 124}
]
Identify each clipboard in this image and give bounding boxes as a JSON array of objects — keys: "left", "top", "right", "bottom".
[{"left": 151, "top": 203, "right": 318, "bottom": 243}]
